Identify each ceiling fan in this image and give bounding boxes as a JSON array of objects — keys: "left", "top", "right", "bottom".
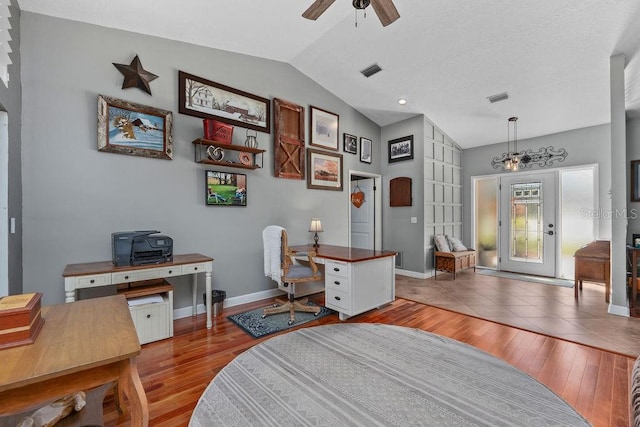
[{"left": 303, "top": 0, "right": 400, "bottom": 27}]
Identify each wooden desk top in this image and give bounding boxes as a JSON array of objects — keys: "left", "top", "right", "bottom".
[
  {"left": 0, "top": 295, "right": 140, "bottom": 392},
  {"left": 289, "top": 244, "right": 397, "bottom": 263},
  {"left": 62, "top": 253, "right": 214, "bottom": 277}
]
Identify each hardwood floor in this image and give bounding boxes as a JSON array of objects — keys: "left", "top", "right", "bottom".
[{"left": 100, "top": 291, "right": 635, "bottom": 427}]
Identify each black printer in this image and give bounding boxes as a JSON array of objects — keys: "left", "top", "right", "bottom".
[{"left": 112, "top": 230, "right": 173, "bottom": 267}]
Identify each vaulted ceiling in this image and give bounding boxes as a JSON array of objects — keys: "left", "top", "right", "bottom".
[{"left": 17, "top": 0, "right": 640, "bottom": 148}]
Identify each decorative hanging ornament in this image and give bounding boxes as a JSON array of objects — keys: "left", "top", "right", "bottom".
[{"left": 351, "top": 183, "right": 365, "bottom": 208}]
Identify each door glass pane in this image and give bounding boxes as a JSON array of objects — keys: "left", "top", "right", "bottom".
[
  {"left": 510, "top": 182, "right": 543, "bottom": 263},
  {"left": 560, "top": 168, "right": 596, "bottom": 279},
  {"left": 474, "top": 177, "right": 497, "bottom": 268}
]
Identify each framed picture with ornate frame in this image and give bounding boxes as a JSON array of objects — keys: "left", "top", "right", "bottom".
[
  {"left": 178, "top": 70, "right": 271, "bottom": 134},
  {"left": 97, "top": 95, "right": 173, "bottom": 160},
  {"left": 307, "top": 148, "right": 343, "bottom": 191},
  {"left": 360, "top": 137, "right": 372, "bottom": 164},
  {"left": 388, "top": 135, "right": 414, "bottom": 163},
  {"left": 309, "top": 106, "right": 339, "bottom": 151}
]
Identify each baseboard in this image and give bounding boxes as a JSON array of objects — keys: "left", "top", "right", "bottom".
[
  {"left": 173, "top": 288, "right": 284, "bottom": 320},
  {"left": 608, "top": 303, "right": 630, "bottom": 317},
  {"left": 395, "top": 269, "right": 433, "bottom": 279}
]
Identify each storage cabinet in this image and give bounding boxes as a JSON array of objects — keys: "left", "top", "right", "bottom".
[
  {"left": 119, "top": 281, "right": 174, "bottom": 345},
  {"left": 192, "top": 138, "right": 266, "bottom": 170}
]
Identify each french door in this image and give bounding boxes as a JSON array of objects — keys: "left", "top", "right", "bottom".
[{"left": 499, "top": 172, "right": 557, "bottom": 276}]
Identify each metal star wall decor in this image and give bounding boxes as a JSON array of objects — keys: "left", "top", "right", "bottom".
[{"left": 113, "top": 55, "right": 158, "bottom": 95}]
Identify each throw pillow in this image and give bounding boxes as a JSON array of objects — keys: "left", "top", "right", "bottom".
[
  {"left": 446, "top": 235, "right": 468, "bottom": 252},
  {"left": 433, "top": 234, "right": 451, "bottom": 252}
]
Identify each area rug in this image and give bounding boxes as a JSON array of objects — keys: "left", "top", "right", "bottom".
[
  {"left": 190, "top": 323, "right": 589, "bottom": 426},
  {"left": 227, "top": 302, "right": 334, "bottom": 339},
  {"left": 477, "top": 268, "right": 574, "bottom": 287}
]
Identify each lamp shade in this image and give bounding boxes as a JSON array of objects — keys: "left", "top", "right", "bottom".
[{"left": 309, "top": 218, "right": 323, "bottom": 233}]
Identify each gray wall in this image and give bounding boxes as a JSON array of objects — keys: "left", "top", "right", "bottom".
[
  {"left": 0, "top": 4, "right": 22, "bottom": 295},
  {"left": 381, "top": 115, "right": 425, "bottom": 273},
  {"left": 20, "top": 13, "right": 382, "bottom": 306},
  {"left": 462, "top": 124, "right": 612, "bottom": 246}
]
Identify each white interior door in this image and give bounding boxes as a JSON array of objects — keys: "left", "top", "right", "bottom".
[
  {"left": 499, "top": 171, "right": 557, "bottom": 276},
  {"left": 350, "top": 178, "right": 375, "bottom": 249}
]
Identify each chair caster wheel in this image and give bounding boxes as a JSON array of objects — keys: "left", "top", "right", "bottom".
[
  {"left": 288, "top": 320, "right": 294, "bottom": 325},
  {"left": 262, "top": 315, "right": 266, "bottom": 319},
  {"left": 272, "top": 304, "right": 278, "bottom": 307},
  {"left": 314, "top": 312, "right": 319, "bottom": 316}
]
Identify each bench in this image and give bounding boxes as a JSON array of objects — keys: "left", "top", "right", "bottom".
[{"left": 434, "top": 250, "right": 476, "bottom": 279}]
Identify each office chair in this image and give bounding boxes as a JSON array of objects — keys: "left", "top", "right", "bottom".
[{"left": 263, "top": 225, "right": 322, "bottom": 325}]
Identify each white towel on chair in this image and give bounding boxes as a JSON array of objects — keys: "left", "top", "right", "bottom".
[{"left": 263, "top": 225, "right": 284, "bottom": 283}]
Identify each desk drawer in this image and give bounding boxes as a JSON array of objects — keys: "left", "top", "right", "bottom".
[
  {"left": 182, "top": 263, "right": 210, "bottom": 274},
  {"left": 325, "top": 273, "right": 351, "bottom": 292},
  {"left": 326, "top": 261, "right": 349, "bottom": 278},
  {"left": 76, "top": 274, "right": 111, "bottom": 288},
  {"left": 112, "top": 266, "right": 182, "bottom": 284},
  {"left": 326, "top": 288, "right": 350, "bottom": 312}
]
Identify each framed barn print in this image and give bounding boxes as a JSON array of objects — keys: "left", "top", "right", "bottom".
[
  {"left": 179, "top": 71, "right": 270, "bottom": 134},
  {"left": 97, "top": 95, "right": 173, "bottom": 160},
  {"left": 309, "top": 106, "right": 339, "bottom": 151},
  {"left": 307, "top": 148, "right": 343, "bottom": 191}
]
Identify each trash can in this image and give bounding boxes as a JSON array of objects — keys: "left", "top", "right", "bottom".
[{"left": 203, "top": 289, "right": 227, "bottom": 317}]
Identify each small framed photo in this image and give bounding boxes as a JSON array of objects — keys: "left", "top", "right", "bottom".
[
  {"left": 206, "top": 170, "right": 247, "bottom": 206},
  {"left": 360, "top": 137, "right": 372, "bottom": 164},
  {"left": 310, "top": 106, "right": 339, "bottom": 151},
  {"left": 343, "top": 133, "right": 357, "bottom": 154},
  {"left": 307, "top": 148, "right": 343, "bottom": 191},
  {"left": 388, "top": 135, "right": 414, "bottom": 163},
  {"left": 97, "top": 95, "right": 173, "bottom": 160}
]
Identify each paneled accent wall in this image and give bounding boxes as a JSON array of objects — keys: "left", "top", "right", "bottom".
[{"left": 424, "top": 119, "right": 462, "bottom": 271}]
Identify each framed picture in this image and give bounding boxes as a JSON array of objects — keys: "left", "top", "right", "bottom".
[
  {"left": 97, "top": 95, "right": 173, "bottom": 160},
  {"left": 360, "top": 137, "right": 372, "bottom": 164},
  {"left": 343, "top": 133, "right": 357, "bottom": 154},
  {"left": 388, "top": 135, "right": 414, "bottom": 163},
  {"left": 179, "top": 71, "right": 271, "bottom": 134},
  {"left": 309, "top": 106, "right": 339, "bottom": 151},
  {"left": 307, "top": 148, "right": 343, "bottom": 191},
  {"left": 632, "top": 160, "right": 640, "bottom": 202},
  {"left": 206, "top": 170, "right": 247, "bottom": 206}
]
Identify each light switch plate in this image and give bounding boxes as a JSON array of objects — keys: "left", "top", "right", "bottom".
[{"left": 410, "top": 217, "right": 417, "bottom": 224}]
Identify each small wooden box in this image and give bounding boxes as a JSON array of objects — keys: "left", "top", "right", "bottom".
[
  {"left": 203, "top": 119, "right": 234, "bottom": 144},
  {"left": 0, "top": 292, "right": 45, "bottom": 349}
]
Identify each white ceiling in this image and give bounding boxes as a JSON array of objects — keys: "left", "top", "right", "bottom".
[{"left": 16, "top": 0, "right": 640, "bottom": 148}]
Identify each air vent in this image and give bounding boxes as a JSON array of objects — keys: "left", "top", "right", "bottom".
[
  {"left": 361, "top": 63, "right": 382, "bottom": 78},
  {"left": 487, "top": 92, "right": 509, "bottom": 103}
]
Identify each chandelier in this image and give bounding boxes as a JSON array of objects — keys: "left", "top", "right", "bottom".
[
  {"left": 503, "top": 116, "right": 520, "bottom": 171},
  {"left": 490, "top": 116, "right": 568, "bottom": 171}
]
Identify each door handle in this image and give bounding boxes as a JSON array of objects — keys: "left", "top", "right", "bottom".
[{"left": 545, "top": 230, "right": 554, "bottom": 236}]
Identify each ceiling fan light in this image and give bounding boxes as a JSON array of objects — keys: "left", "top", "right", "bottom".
[{"left": 352, "top": 0, "right": 371, "bottom": 10}]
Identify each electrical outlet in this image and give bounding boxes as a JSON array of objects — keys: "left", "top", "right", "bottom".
[{"left": 410, "top": 217, "right": 417, "bottom": 224}]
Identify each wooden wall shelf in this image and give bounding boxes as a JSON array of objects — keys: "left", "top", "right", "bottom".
[{"left": 192, "top": 138, "right": 266, "bottom": 170}]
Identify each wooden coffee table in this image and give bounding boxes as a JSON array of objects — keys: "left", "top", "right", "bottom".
[{"left": 0, "top": 295, "right": 148, "bottom": 425}]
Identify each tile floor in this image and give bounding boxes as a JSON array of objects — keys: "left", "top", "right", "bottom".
[{"left": 395, "top": 270, "right": 640, "bottom": 357}]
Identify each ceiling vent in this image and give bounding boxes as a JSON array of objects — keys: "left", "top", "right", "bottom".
[
  {"left": 487, "top": 92, "right": 509, "bottom": 103},
  {"left": 361, "top": 63, "right": 382, "bottom": 78}
]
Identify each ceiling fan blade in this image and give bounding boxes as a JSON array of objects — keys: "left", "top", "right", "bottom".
[
  {"left": 370, "top": 0, "right": 400, "bottom": 27},
  {"left": 302, "top": 0, "right": 337, "bottom": 20}
]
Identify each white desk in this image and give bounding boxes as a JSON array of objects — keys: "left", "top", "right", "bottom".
[
  {"left": 290, "top": 244, "right": 397, "bottom": 321},
  {"left": 62, "top": 253, "right": 216, "bottom": 329}
]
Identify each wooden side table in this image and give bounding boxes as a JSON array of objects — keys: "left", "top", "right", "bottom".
[
  {"left": 0, "top": 295, "right": 148, "bottom": 425},
  {"left": 573, "top": 240, "right": 610, "bottom": 303}
]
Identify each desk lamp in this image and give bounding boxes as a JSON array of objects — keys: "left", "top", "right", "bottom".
[{"left": 309, "top": 218, "right": 323, "bottom": 248}]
